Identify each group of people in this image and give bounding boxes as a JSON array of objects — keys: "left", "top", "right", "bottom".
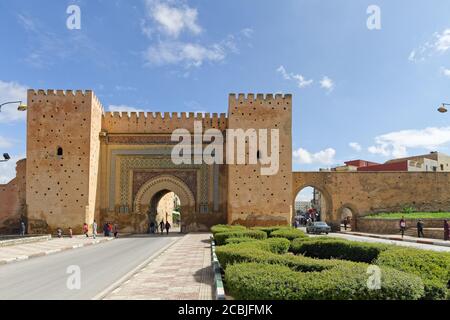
[
  {"left": 399, "top": 217, "right": 450, "bottom": 240},
  {"left": 82, "top": 220, "right": 118, "bottom": 239},
  {"left": 149, "top": 220, "right": 171, "bottom": 235}
]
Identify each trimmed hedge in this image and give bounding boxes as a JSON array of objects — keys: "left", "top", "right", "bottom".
[
  {"left": 216, "top": 241, "right": 354, "bottom": 271},
  {"left": 225, "top": 262, "right": 424, "bottom": 300},
  {"left": 211, "top": 224, "right": 246, "bottom": 236},
  {"left": 270, "top": 228, "right": 307, "bottom": 240},
  {"left": 376, "top": 247, "right": 450, "bottom": 300},
  {"left": 214, "top": 230, "right": 267, "bottom": 246},
  {"left": 251, "top": 226, "right": 290, "bottom": 236},
  {"left": 225, "top": 237, "right": 258, "bottom": 245},
  {"left": 290, "top": 238, "right": 390, "bottom": 263}
]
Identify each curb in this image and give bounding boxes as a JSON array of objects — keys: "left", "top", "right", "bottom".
[
  {"left": 343, "top": 232, "right": 450, "bottom": 248},
  {"left": 210, "top": 237, "right": 226, "bottom": 300},
  {"left": 0, "top": 237, "right": 114, "bottom": 265},
  {"left": 0, "top": 235, "right": 51, "bottom": 248},
  {"left": 92, "top": 235, "right": 183, "bottom": 300}
]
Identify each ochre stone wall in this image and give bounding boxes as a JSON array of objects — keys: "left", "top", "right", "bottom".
[
  {"left": 227, "top": 94, "right": 293, "bottom": 227},
  {"left": 26, "top": 90, "right": 103, "bottom": 234},
  {"left": 293, "top": 171, "right": 450, "bottom": 230},
  {"left": 0, "top": 159, "right": 26, "bottom": 233}
]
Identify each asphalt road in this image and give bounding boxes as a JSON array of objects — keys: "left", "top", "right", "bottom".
[{"left": 0, "top": 234, "right": 182, "bottom": 300}]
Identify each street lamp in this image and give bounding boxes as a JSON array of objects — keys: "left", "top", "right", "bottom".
[
  {"left": 437, "top": 103, "right": 450, "bottom": 113},
  {"left": 0, "top": 153, "right": 10, "bottom": 162},
  {"left": 0, "top": 100, "right": 27, "bottom": 112}
]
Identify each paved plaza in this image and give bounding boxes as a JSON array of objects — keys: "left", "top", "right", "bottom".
[{"left": 104, "top": 233, "right": 214, "bottom": 300}]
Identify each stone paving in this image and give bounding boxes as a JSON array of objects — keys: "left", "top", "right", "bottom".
[
  {"left": 104, "top": 232, "right": 214, "bottom": 300},
  {"left": 0, "top": 235, "right": 113, "bottom": 264}
]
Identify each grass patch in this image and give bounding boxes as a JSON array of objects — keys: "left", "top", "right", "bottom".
[{"left": 363, "top": 212, "right": 450, "bottom": 219}]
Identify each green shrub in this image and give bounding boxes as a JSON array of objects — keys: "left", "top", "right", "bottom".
[
  {"left": 224, "top": 237, "right": 257, "bottom": 245},
  {"left": 216, "top": 241, "right": 349, "bottom": 271},
  {"left": 270, "top": 228, "right": 307, "bottom": 240},
  {"left": 211, "top": 224, "right": 246, "bottom": 236},
  {"left": 250, "top": 226, "right": 290, "bottom": 236},
  {"left": 214, "top": 230, "right": 267, "bottom": 246},
  {"left": 290, "top": 238, "right": 390, "bottom": 263},
  {"left": 376, "top": 247, "right": 450, "bottom": 300},
  {"left": 225, "top": 262, "right": 424, "bottom": 300}
]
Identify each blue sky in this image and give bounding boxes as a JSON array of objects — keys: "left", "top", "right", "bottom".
[{"left": 1, "top": 0, "right": 450, "bottom": 184}]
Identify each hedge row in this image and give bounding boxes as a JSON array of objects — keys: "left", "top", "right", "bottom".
[
  {"left": 210, "top": 224, "right": 246, "bottom": 236},
  {"left": 214, "top": 230, "right": 267, "bottom": 246},
  {"left": 270, "top": 228, "right": 307, "bottom": 240},
  {"left": 225, "top": 262, "right": 424, "bottom": 300},
  {"left": 376, "top": 247, "right": 450, "bottom": 300},
  {"left": 290, "top": 238, "right": 390, "bottom": 263},
  {"left": 251, "top": 226, "right": 290, "bottom": 236},
  {"left": 289, "top": 237, "right": 450, "bottom": 300}
]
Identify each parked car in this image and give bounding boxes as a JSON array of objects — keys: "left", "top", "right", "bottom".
[{"left": 306, "top": 221, "right": 331, "bottom": 234}]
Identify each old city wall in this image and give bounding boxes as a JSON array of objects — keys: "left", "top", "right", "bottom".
[
  {"left": 0, "top": 159, "right": 26, "bottom": 233},
  {"left": 293, "top": 171, "right": 450, "bottom": 230}
]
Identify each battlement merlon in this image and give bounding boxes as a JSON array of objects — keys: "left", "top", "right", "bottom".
[
  {"left": 27, "top": 89, "right": 105, "bottom": 113},
  {"left": 228, "top": 93, "right": 292, "bottom": 111}
]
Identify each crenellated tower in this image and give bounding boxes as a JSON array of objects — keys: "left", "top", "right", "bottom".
[
  {"left": 26, "top": 89, "right": 103, "bottom": 233},
  {"left": 227, "top": 93, "right": 292, "bottom": 226}
]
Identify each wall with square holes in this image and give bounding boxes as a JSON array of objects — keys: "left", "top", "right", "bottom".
[
  {"left": 25, "top": 89, "right": 103, "bottom": 234},
  {"left": 226, "top": 93, "right": 293, "bottom": 226}
]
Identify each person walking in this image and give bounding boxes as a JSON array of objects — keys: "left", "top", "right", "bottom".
[
  {"left": 444, "top": 219, "right": 449, "bottom": 241},
  {"left": 165, "top": 221, "right": 171, "bottom": 235},
  {"left": 19, "top": 220, "right": 26, "bottom": 236},
  {"left": 56, "top": 227, "right": 63, "bottom": 238},
  {"left": 83, "top": 223, "right": 89, "bottom": 237},
  {"left": 150, "top": 221, "right": 155, "bottom": 234},
  {"left": 68, "top": 227, "right": 73, "bottom": 238},
  {"left": 103, "top": 223, "right": 108, "bottom": 237},
  {"left": 399, "top": 217, "right": 406, "bottom": 238},
  {"left": 343, "top": 218, "right": 348, "bottom": 231},
  {"left": 108, "top": 222, "right": 113, "bottom": 237},
  {"left": 92, "top": 220, "right": 97, "bottom": 239},
  {"left": 113, "top": 223, "right": 119, "bottom": 238},
  {"left": 417, "top": 219, "right": 425, "bottom": 238},
  {"left": 159, "top": 220, "right": 165, "bottom": 234}
]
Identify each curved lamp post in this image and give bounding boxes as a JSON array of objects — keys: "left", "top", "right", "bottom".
[
  {"left": 0, "top": 100, "right": 27, "bottom": 112},
  {"left": 437, "top": 103, "right": 450, "bottom": 113},
  {"left": 0, "top": 100, "right": 27, "bottom": 162}
]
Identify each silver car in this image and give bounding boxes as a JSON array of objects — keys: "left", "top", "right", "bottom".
[{"left": 306, "top": 221, "right": 331, "bottom": 234}]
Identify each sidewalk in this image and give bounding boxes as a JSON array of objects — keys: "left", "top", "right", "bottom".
[
  {"left": 104, "top": 233, "right": 214, "bottom": 300},
  {"left": 341, "top": 231, "right": 450, "bottom": 247},
  {"left": 0, "top": 235, "right": 114, "bottom": 265}
]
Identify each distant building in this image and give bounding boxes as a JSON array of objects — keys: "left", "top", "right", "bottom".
[{"left": 333, "top": 152, "right": 450, "bottom": 172}]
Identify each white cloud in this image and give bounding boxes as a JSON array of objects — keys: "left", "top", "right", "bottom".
[
  {"left": 320, "top": 76, "right": 334, "bottom": 92},
  {"left": 440, "top": 67, "right": 450, "bottom": 78},
  {"left": 368, "top": 126, "right": 450, "bottom": 158},
  {"left": 144, "top": 41, "right": 226, "bottom": 67},
  {"left": 0, "top": 136, "right": 12, "bottom": 148},
  {"left": 277, "top": 66, "right": 313, "bottom": 88},
  {"left": 293, "top": 147, "right": 336, "bottom": 165},
  {"left": 0, "top": 155, "right": 25, "bottom": 184},
  {"left": 349, "top": 142, "right": 362, "bottom": 152},
  {"left": 144, "top": 0, "right": 201, "bottom": 38},
  {"left": 0, "top": 80, "right": 28, "bottom": 123},
  {"left": 409, "top": 28, "right": 450, "bottom": 62},
  {"left": 108, "top": 104, "right": 145, "bottom": 115}
]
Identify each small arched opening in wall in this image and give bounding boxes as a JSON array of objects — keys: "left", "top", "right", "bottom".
[
  {"left": 337, "top": 204, "right": 359, "bottom": 232},
  {"left": 148, "top": 190, "right": 181, "bottom": 234},
  {"left": 293, "top": 185, "right": 332, "bottom": 227},
  {"left": 134, "top": 175, "right": 195, "bottom": 234}
]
